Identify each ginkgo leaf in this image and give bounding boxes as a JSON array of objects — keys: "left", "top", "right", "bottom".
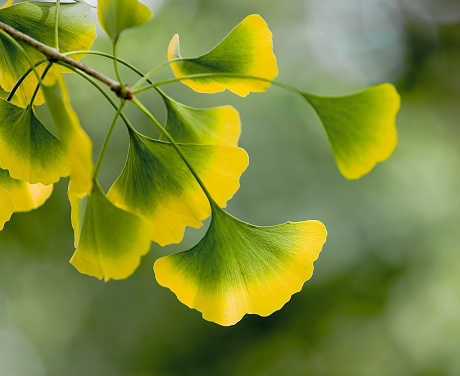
[
  {"left": 42, "top": 76, "right": 93, "bottom": 197},
  {"left": 69, "top": 182, "right": 152, "bottom": 281},
  {"left": 168, "top": 14, "right": 278, "bottom": 97},
  {"left": 0, "top": 168, "right": 52, "bottom": 212},
  {"left": 0, "top": 1, "right": 96, "bottom": 107},
  {"left": 98, "top": 0, "right": 152, "bottom": 42},
  {"left": 0, "top": 187, "right": 14, "bottom": 230},
  {"left": 0, "top": 98, "right": 68, "bottom": 184},
  {"left": 302, "top": 83, "right": 400, "bottom": 179},
  {"left": 107, "top": 130, "right": 249, "bottom": 246},
  {"left": 160, "top": 91, "right": 240, "bottom": 146},
  {"left": 154, "top": 203, "right": 327, "bottom": 326}
]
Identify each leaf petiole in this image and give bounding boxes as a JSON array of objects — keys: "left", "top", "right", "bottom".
[
  {"left": 28, "top": 61, "right": 53, "bottom": 107},
  {"left": 132, "top": 72, "right": 299, "bottom": 95},
  {"left": 93, "top": 100, "right": 125, "bottom": 180},
  {"left": 54, "top": 0, "right": 60, "bottom": 51},
  {"left": 131, "top": 58, "right": 181, "bottom": 91}
]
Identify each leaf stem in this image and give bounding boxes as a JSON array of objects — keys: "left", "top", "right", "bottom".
[
  {"left": 133, "top": 72, "right": 299, "bottom": 96},
  {"left": 29, "top": 61, "right": 53, "bottom": 106},
  {"left": 55, "top": 61, "right": 135, "bottom": 132},
  {"left": 54, "top": 0, "right": 60, "bottom": 51},
  {"left": 131, "top": 58, "right": 181, "bottom": 90},
  {"left": 131, "top": 98, "right": 216, "bottom": 205},
  {"left": 112, "top": 41, "right": 126, "bottom": 95},
  {"left": 93, "top": 100, "right": 125, "bottom": 179}
]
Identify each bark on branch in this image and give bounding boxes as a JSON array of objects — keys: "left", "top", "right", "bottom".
[{"left": 0, "top": 20, "right": 133, "bottom": 100}]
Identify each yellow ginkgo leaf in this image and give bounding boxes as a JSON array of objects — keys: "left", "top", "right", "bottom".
[
  {"left": 0, "top": 168, "right": 52, "bottom": 212},
  {"left": 0, "top": 187, "right": 14, "bottom": 230},
  {"left": 155, "top": 203, "right": 327, "bottom": 326},
  {"left": 0, "top": 98, "right": 68, "bottom": 185},
  {"left": 108, "top": 130, "right": 248, "bottom": 246},
  {"left": 302, "top": 83, "right": 400, "bottom": 179},
  {"left": 70, "top": 182, "right": 152, "bottom": 281},
  {"left": 160, "top": 90, "right": 241, "bottom": 146},
  {"left": 168, "top": 14, "right": 278, "bottom": 97}
]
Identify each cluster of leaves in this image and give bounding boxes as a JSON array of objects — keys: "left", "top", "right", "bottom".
[{"left": 0, "top": 0, "right": 399, "bottom": 326}]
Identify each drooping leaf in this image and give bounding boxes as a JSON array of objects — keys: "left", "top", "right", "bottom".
[
  {"left": 107, "top": 130, "right": 249, "bottom": 246},
  {"left": 0, "top": 187, "right": 14, "bottom": 230},
  {"left": 160, "top": 91, "right": 240, "bottom": 146},
  {"left": 168, "top": 14, "right": 278, "bottom": 97},
  {"left": 98, "top": 0, "right": 152, "bottom": 42},
  {"left": 42, "top": 76, "right": 93, "bottom": 197},
  {"left": 0, "top": 1, "right": 96, "bottom": 106},
  {"left": 70, "top": 182, "right": 152, "bottom": 281},
  {"left": 0, "top": 98, "right": 68, "bottom": 184},
  {"left": 302, "top": 83, "right": 400, "bottom": 179},
  {"left": 155, "top": 203, "right": 327, "bottom": 326},
  {"left": 0, "top": 168, "right": 52, "bottom": 212}
]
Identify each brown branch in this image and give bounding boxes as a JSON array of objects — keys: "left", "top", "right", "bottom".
[{"left": 0, "top": 21, "right": 133, "bottom": 100}]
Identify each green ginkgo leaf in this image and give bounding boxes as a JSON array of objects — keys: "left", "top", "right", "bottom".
[
  {"left": 160, "top": 91, "right": 241, "bottom": 146},
  {"left": 154, "top": 203, "right": 327, "bottom": 326},
  {"left": 0, "top": 187, "right": 14, "bottom": 230},
  {"left": 168, "top": 14, "right": 278, "bottom": 97},
  {"left": 107, "top": 130, "right": 249, "bottom": 246},
  {"left": 0, "top": 1, "right": 96, "bottom": 107},
  {"left": 0, "top": 98, "right": 68, "bottom": 184},
  {"left": 0, "top": 167, "right": 52, "bottom": 212},
  {"left": 70, "top": 182, "right": 152, "bottom": 281},
  {"left": 98, "top": 0, "right": 152, "bottom": 42},
  {"left": 302, "top": 83, "right": 400, "bottom": 179},
  {"left": 42, "top": 76, "right": 93, "bottom": 197}
]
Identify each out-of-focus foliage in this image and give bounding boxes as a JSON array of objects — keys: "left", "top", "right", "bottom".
[{"left": 0, "top": 0, "right": 459, "bottom": 375}]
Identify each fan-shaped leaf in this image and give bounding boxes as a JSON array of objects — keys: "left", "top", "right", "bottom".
[
  {"left": 168, "top": 14, "right": 278, "bottom": 97},
  {"left": 155, "top": 204, "right": 327, "bottom": 326},
  {"left": 98, "top": 0, "right": 152, "bottom": 42},
  {"left": 302, "top": 83, "right": 400, "bottom": 179},
  {"left": 0, "top": 1, "right": 96, "bottom": 106},
  {"left": 160, "top": 91, "right": 240, "bottom": 146},
  {"left": 70, "top": 183, "right": 152, "bottom": 281},
  {"left": 108, "top": 131, "right": 248, "bottom": 246},
  {"left": 0, "top": 98, "right": 67, "bottom": 184}
]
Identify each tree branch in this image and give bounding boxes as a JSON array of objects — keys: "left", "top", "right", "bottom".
[{"left": 0, "top": 20, "right": 133, "bottom": 100}]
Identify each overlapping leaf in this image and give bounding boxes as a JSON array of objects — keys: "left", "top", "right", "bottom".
[
  {"left": 98, "top": 0, "right": 152, "bottom": 42},
  {"left": 155, "top": 203, "right": 327, "bottom": 326},
  {"left": 0, "top": 1, "right": 96, "bottom": 106},
  {"left": 302, "top": 83, "right": 400, "bottom": 179},
  {"left": 42, "top": 76, "right": 93, "bottom": 197},
  {"left": 160, "top": 91, "right": 240, "bottom": 146},
  {"left": 70, "top": 182, "right": 152, "bottom": 281},
  {"left": 107, "top": 130, "right": 249, "bottom": 246},
  {"left": 168, "top": 14, "right": 278, "bottom": 97},
  {"left": 0, "top": 167, "right": 52, "bottom": 212},
  {"left": 0, "top": 98, "right": 68, "bottom": 184}
]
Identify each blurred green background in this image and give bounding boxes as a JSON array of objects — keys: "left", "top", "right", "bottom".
[{"left": 1, "top": 0, "right": 460, "bottom": 375}]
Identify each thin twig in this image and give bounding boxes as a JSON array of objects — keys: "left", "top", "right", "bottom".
[{"left": 0, "top": 20, "right": 133, "bottom": 99}]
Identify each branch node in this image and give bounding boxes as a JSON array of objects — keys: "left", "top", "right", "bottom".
[{"left": 112, "top": 84, "right": 133, "bottom": 100}]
